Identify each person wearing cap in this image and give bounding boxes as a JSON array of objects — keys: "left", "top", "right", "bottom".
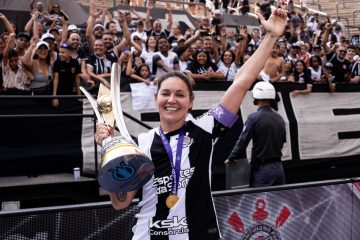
[
  {"left": 226, "top": 81, "right": 286, "bottom": 188},
  {"left": 131, "top": 20, "right": 147, "bottom": 47},
  {"left": 15, "top": 32, "right": 31, "bottom": 57},
  {"left": 86, "top": 1, "right": 105, "bottom": 52},
  {"left": 52, "top": 43, "right": 81, "bottom": 108},
  {"left": 41, "top": 32, "right": 57, "bottom": 58},
  {"left": 22, "top": 39, "right": 53, "bottom": 98},
  {"left": 320, "top": 62, "right": 336, "bottom": 92},
  {"left": 67, "top": 24, "right": 78, "bottom": 35},
  {"left": 145, "top": 2, "right": 172, "bottom": 40},
  {"left": 322, "top": 22, "right": 351, "bottom": 83},
  {"left": 286, "top": 43, "right": 300, "bottom": 63}
]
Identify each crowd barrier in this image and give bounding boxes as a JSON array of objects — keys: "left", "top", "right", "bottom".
[{"left": 1, "top": 178, "right": 360, "bottom": 239}]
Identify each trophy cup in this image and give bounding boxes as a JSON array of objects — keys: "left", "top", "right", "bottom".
[{"left": 80, "top": 63, "right": 154, "bottom": 193}]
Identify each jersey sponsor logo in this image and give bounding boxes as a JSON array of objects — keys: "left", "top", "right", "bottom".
[
  {"left": 148, "top": 217, "right": 189, "bottom": 236},
  {"left": 152, "top": 167, "right": 195, "bottom": 194}
]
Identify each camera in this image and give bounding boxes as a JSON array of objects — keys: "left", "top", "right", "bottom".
[{"left": 200, "top": 31, "right": 211, "bottom": 37}]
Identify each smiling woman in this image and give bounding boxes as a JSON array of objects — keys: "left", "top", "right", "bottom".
[{"left": 95, "top": 7, "right": 287, "bottom": 240}]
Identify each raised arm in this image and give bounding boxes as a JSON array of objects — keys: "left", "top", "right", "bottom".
[
  {"left": 165, "top": 4, "right": 173, "bottom": 31},
  {"left": 322, "top": 23, "right": 332, "bottom": 54},
  {"left": 114, "top": 11, "right": 130, "bottom": 55},
  {"left": 86, "top": 1, "right": 97, "bottom": 52},
  {"left": 21, "top": 37, "right": 37, "bottom": 70},
  {"left": 145, "top": 1, "right": 154, "bottom": 31},
  {"left": 220, "top": 7, "right": 287, "bottom": 114},
  {"left": 3, "top": 33, "right": 16, "bottom": 65},
  {"left": 0, "top": 13, "right": 15, "bottom": 34},
  {"left": 47, "top": 0, "right": 52, "bottom": 12},
  {"left": 130, "top": 9, "right": 145, "bottom": 22}
]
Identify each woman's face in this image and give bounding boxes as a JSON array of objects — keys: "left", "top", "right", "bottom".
[
  {"left": 148, "top": 36, "right": 157, "bottom": 48},
  {"left": 36, "top": 45, "right": 49, "bottom": 59},
  {"left": 295, "top": 62, "right": 304, "bottom": 73},
  {"left": 196, "top": 52, "right": 207, "bottom": 65},
  {"left": 284, "top": 61, "right": 293, "bottom": 72},
  {"left": 156, "top": 77, "right": 193, "bottom": 131},
  {"left": 312, "top": 58, "right": 319, "bottom": 67},
  {"left": 223, "top": 51, "right": 233, "bottom": 64},
  {"left": 140, "top": 66, "right": 149, "bottom": 78}
]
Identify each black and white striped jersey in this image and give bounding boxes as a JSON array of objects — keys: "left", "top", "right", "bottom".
[{"left": 133, "top": 104, "right": 238, "bottom": 240}]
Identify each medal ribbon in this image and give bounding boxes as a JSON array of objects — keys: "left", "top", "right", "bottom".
[{"left": 159, "top": 127, "right": 185, "bottom": 196}]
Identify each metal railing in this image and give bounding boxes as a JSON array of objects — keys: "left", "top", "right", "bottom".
[{"left": 0, "top": 94, "right": 153, "bottom": 176}]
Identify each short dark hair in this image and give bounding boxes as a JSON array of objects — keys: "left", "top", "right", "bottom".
[
  {"left": 8, "top": 49, "right": 19, "bottom": 59},
  {"left": 105, "top": 21, "right": 116, "bottom": 30}
]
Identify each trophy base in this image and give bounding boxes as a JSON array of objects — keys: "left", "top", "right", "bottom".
[{"left": 98, "top": 154, "right": 154, "bottom": 193}]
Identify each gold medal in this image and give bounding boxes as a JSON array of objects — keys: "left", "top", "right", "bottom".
[{"left": 166, "top": 194, "right": 179, "bottom": 209}]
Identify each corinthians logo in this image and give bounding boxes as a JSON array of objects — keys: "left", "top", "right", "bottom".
[{"left": 228, "top": 199, "right": 292, "bottom": 240}]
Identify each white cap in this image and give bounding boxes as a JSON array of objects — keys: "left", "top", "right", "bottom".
[
  {"left": 35, "top": 41, "right": 49, "bottom": 50},
  {"left": 252, "top": 81, "right": 276, "bottom": 100},
  {"left": 68, "top": 24, "right": 78, "bottom": 31},
  {"left": 40, "top": 32, "right": 55, "bottom": 41}
]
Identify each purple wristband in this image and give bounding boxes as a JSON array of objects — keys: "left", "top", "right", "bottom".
[{"left": 210, "top": 103, "right": 239, "bottom": 128}]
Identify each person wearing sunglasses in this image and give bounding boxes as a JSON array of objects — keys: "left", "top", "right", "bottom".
[{"left": 322, "top": 22, "right": 351, "bottom": 83}]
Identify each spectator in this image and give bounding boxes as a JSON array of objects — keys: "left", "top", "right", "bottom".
[
  {"left": 280, "top": 60, "right": 294, "bottom": 81},
  {"left": 2, "top": 33, "right": 33, "bottom": 95},
  {"left": 320, "top": 62, "right": 336, "bottom": 92},
  {"left": 291, "top": 60, "right": 313, "bottom": 97},
  {"left": 131, "top": 20, "right": 147, "bottom": 47},
  {"left": 308, "top": 55, "right": 323, "bottom": 83},
  {"left": 22, "top": 39, "right": 53, "bottom": 101},
  {"left": 52, "top": 43, "right": 81, "bottom": 108},
  {"left": 258, "top": 43, "right": 285, "bottom": 82},
  {"left": 145, "top": 2, "right": 173, "bottom": 40},
  {"left": 86, "top": 1, "right": 105, "bottom": 52},
  {"left": 86, "top": 39, "right": 114, "bottom": 89},
  {"left": 287, "top": 43, "right": 301, "bottom": 63},
  {"left": 187, "top": 49, "right": 224, "bottom": 81},
  {"left": 350, "top": 55, "right": 360, "bottom": 83},
  {"left": 168, "top": 24, "right": 183, "bottom": 47},
  {"left": 140, "top": 35, "right": 157, "bottom": 75},
  {"left": 152, "top": 36, "right": 179, "bottom": 77},
  {"left": 322, "top": 23, "right": 351, "bottom": 83}
]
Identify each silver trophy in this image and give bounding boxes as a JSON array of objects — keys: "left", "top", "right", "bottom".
[{"left": 80, "top": 63, "right": 154, "bottom": 193}]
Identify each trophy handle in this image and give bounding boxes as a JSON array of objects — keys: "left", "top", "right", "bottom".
[
  {"left": 80, "top": 86, "right": 111, "bottom": 146},
  {"left": 79, "top": 86, "right": 104, "bottom": 123},
  {"left": 110, "top": 63, "right": 136, "bottom": 145}
]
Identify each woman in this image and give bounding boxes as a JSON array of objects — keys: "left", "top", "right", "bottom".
[
  {"left": 140, "top": 35, "right": 157, "bottom": 75},
  {"left": 217, "top": 50, "right": 242, "bottom": 81},
  {"left": 308, "top": 55, "right": 323, "bottom": 83},
  {"left": 22, "top": 40, "right": 53, "bottom": 96},
  {"left": 186, "top": 49, "right": 225, "bottom": 81},
  {"left": 95, "top": 8, "right": 286, "bottom": 240},
  {"left": 291, "top": 60, "right": 313, "bottom": 97},
  {"left": 280, "top": 61, "right": 294, "bottom": 81}
]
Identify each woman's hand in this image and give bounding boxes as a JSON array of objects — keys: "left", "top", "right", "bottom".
[
  {"left": 95, "top": 123, "right": 114, "bottom": 145},
  {"left": 255, "top": 6, "right": 287, "bottom": 38}
]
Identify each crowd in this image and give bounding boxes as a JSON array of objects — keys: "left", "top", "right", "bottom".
[{"left": 0, "top": 0, "right": 359, "bottom": 105}]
